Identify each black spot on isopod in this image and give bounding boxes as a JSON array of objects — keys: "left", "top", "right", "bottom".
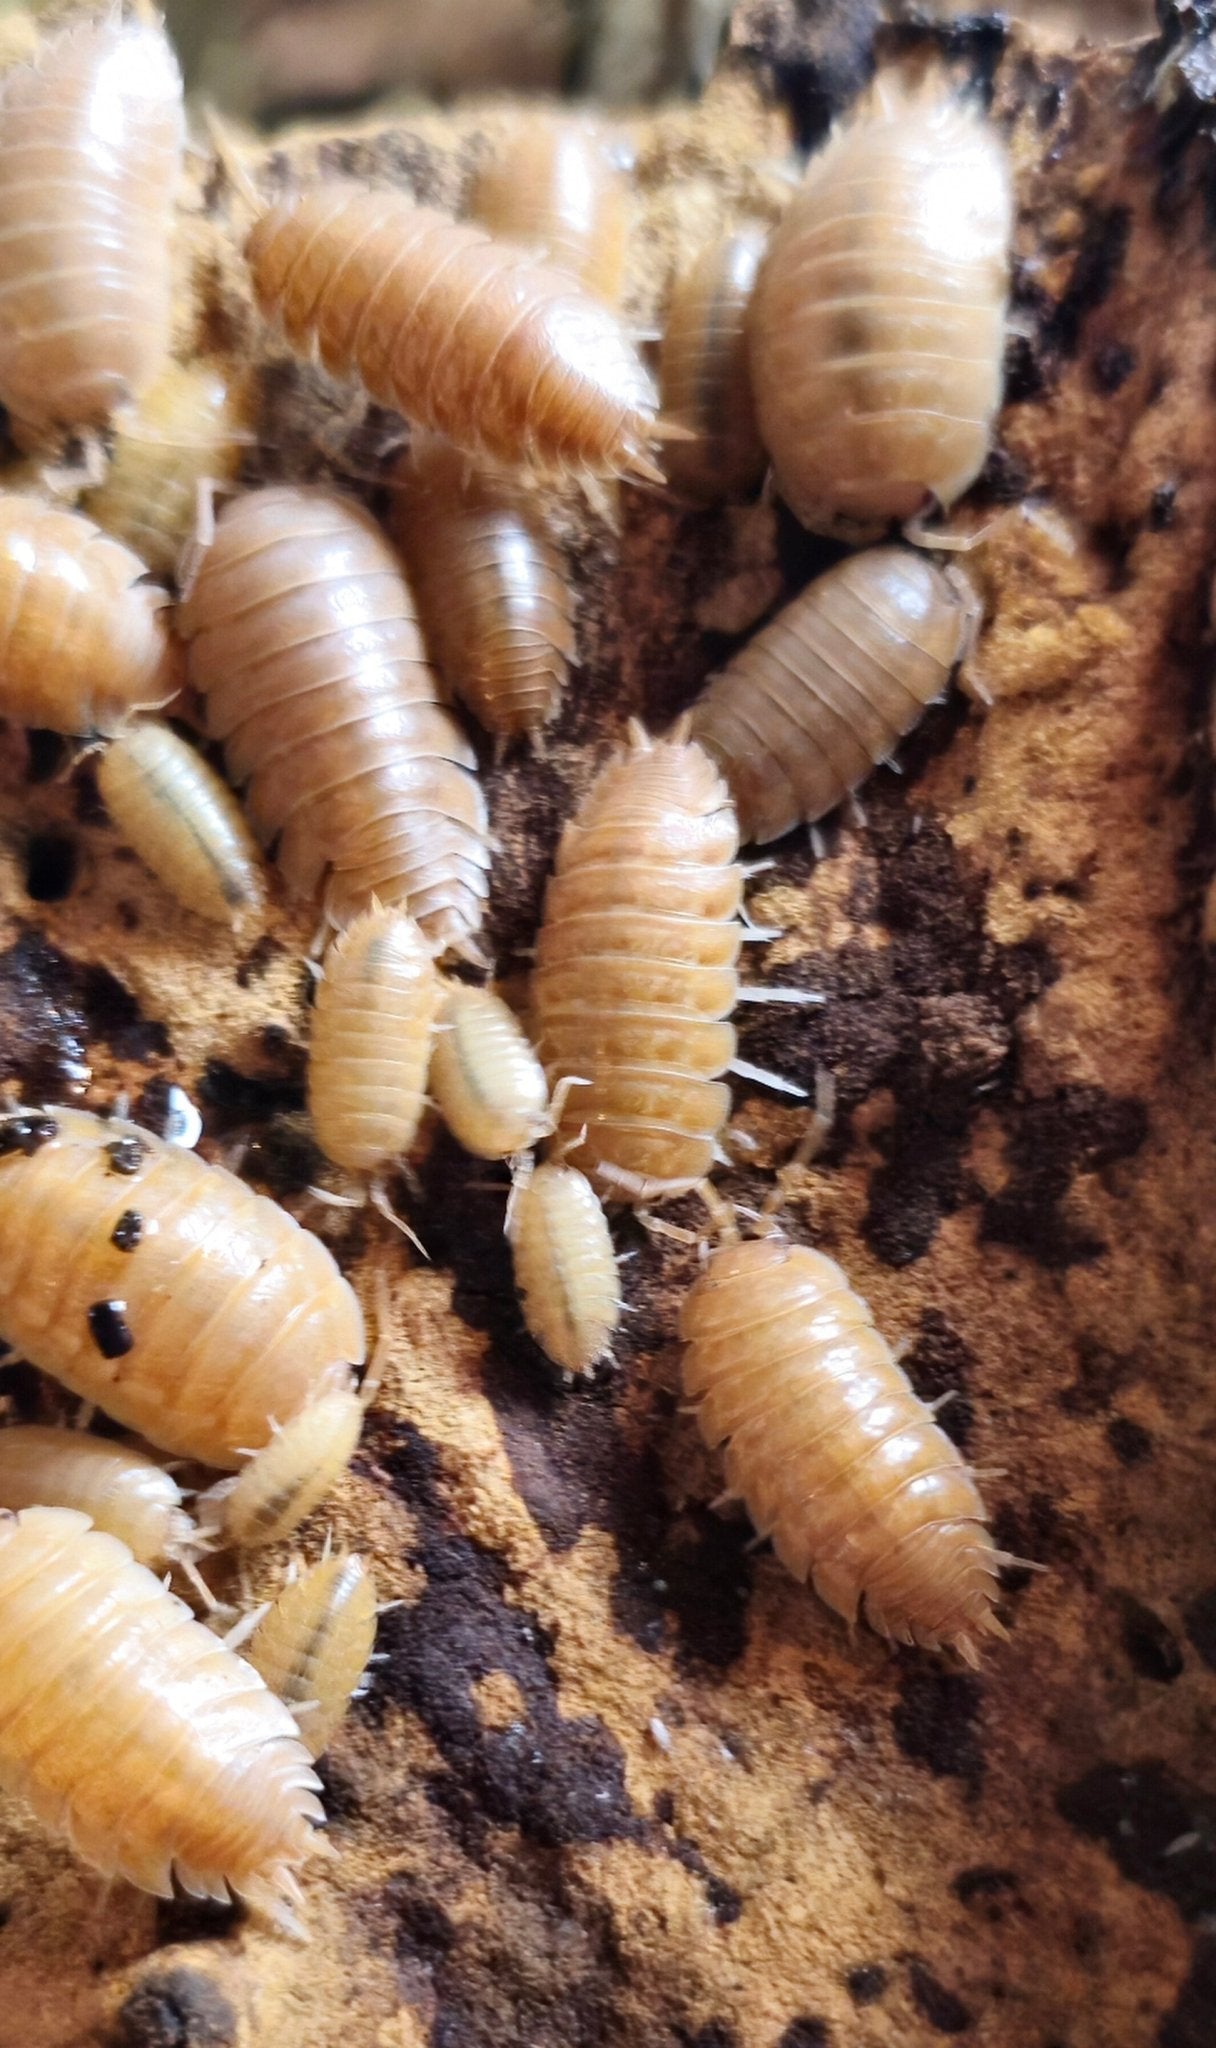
[
  {"left": 1056, "top": 1762, "right": 1216, "bottom": 1920},
  {"left": 0, "top": 1112, "right": 57, "bottom": 1156},
  {"left": 110, "top": 1209, "right": 143, "bottom": 1253},
  {"left": 1119, "top": 1594, "right": 1185, "bottom": 1683},
  {"left": 87, "top": 1300, "right": 134, "bottom": 1360},
  {"left": 891, "top": 1664, "right": 985, "bottom": 1793},
  {"left": 906, "top": 1960, "right": 973, "bottom": 2035},
  {"left": 23, "top": 831, "right": 78, "bottom": 903},
  {"left": 105, "top": 1135, "right": 146, "bottom": 1176},
  {"left": 1107, "top": 1413, "right": 1153, "bottom": 1463},
  {"left": 115, "top": 1966, "right": 237, "bottom": 2048},
  {"left": 845, "top": 1964, "right": 888, "bottom": 2006},
  {"left": 778, "top": 2022, "right": 831, "bottom": 2048}
]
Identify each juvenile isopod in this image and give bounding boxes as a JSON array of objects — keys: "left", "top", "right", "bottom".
[
  {"left": 0, "top": 1425, "right": 194, "bottom": 1566},
  {"left": 429, "top": 981, "right": 550, "bottom": 1161},
  {"left": 0, "top": 1107, "right": 364, "bottom": 1475},
  {"left": 96, "top": 719, "right": 268, "bottom": 927},
  {"left": 179, "top": 486, "right": 491, "bottom": 954},
  {"left": 307, "top": 904, "right": 441, "bottom": 1187},
  {"left": 747, "top": 67, "right": 1012, "bottom": 537},
  {"left": 658, "top": 226, "right": 768, "bottom": 503},
  {"left": 247, "top": 1550, "right": 378, "bottom": 1758},
  {"left": 0, "top": 1506, "right": 325, "bottom": 1923},
  {"left": 243, "top": 184, "right": 661, "bottom": 483},
  {"left": 507, "top": 1160, "right": 620, "bottom": 1376},
  {"left": 0, "top": 494, "right": 179, "bottom": 735},
  {"left": 199, "top": 1389, "right": 366, "bottom": 1552},
  {"left": 389, "top": 432, "right": 576, "bottom": 753},
  {"left": 0, "top": 12, "right": 184, "bottom": 438},
  {"left": 689, "top": 546, "right": 978, "bottom": 842},
  {"left": 532, "top": 720, "right": 742, "bottom": 1202},
  {"left": 680, "top": 1236, "right": 1004, "bottom": 1662},
  {"left": 469, "top": 120, "right": 631, "bottom": 307},
  {"left": 83, "top": 360, "right": 252, "bottom": 580}
]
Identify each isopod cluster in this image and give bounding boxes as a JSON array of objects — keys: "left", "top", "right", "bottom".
[{"left": 0, "top": 2, "right": 1040, "bottom": 1941}]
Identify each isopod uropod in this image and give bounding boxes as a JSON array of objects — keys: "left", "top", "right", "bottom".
[
  {"left": 389, "top": 432, "right": 576, "bottom": 754},
  {"left": 680, "top": 1236, "right": 1004, "bottom": 1661},
  {"left": 0, "top": 1425, "right": 194, "bottom": 1566},
  {"left": 179, "top": 486, "right": 491, "bottom": 954},
  {"left": 0, "top": 13, "right": 184, "bottom": 438},
  {"left": 96, "top": 719, "right": 269, "bottom": 928},
  {"left": 507, "top": 1160, "right": 620, "bottom": 1376},
  {"left": 532, "top": 721, "right": 742, "bottom": 1202},
  {"left": 658, "top": 226, "right": 769, "bottom": 503},
  {"left": 0, "top": 1506, "right": 325, "bottom": 1923},
  {"left": 469, "top": 120, "right": 631, "bottom": 307},
  {"left": 747, "top": 68, "right": 1012, "bottom": 537},
  {"left": 689, "top": 546, "right": 978, "bottom": 842},
  {"left": 83, "top": 359, "right": 252, "bottom": 580},
  {"left": 429, "top": 982, "right": 551, "bottom": 1161},
  {"left": 248, "top": 1550, "right": 379, "bottom": 1759},
  {"left": 307, "top": 904, "right": 442, "bottom": 1181}
]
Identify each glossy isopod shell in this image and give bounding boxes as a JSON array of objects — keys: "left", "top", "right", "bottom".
[
  {"left": 248, "top": 1551, "right": 378, "bottom": 1758},
  {"left": 689, "top": 546, "right": 976, "bottom": 842},
  {"left": 96, "top": 719, "right": 268, "bottom": 927},
  {"left": 0, "top": 14, "right": 183, "bottom": 437},
  {"left": 0, "top": 1425, "right": 193, "bottom": 1565},
  {"left": 202, "top": 1390, "right": 366, "bottom": 1552},
  {"left": 680, "top": 1238, "right": 1002, "bottom": 1661},
  {"left": 508, "top": 1162, "right": 619, "bottom": 1376},
  {"left": 0, "top": 1507, "right": 324, "bottom": 1922},
  {"left": 179, "top": 486, "right": 491, "bottom": 953},
  {"left": 83, "top": 360, "right": 251, "bottom": 580},
  {"left": 429, "top": 981, "right": 549, "bottom": 1160},
  {"left": 747, "top": 69, "right": 1011, "bottom": 537},
  {"left": 469, "top": 121, "right": 631, "bottom": 306},
  {"left": 308, "top": 905, "right": 441, "bottom": 1177},
  {"left": 659, "top": 226, "right": 768, "bottom": 503},
  {"left": 0, "top": 1108, "right": 364, "bottom": 1470},
  {"left": 389, "top": 432, "right": 575, "bottom": 751},
  {"left": 532, "top": 724, "right": 742, "bottom": 1202},
  {"left": 0, "top": 494, "right": 179, "bottom": 735},
  {"left": 245, "top": 185, "right": 659, "bottom": 483}
]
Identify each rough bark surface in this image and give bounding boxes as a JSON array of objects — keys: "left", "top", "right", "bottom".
[{"left": 0, "top": 4, "right": 1213, "bottom": 2045}]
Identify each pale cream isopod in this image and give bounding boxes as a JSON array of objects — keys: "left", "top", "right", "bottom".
[
  {"left": 469, "top": 120, "right": 631, "bottom": 306},
  {"left": 247, "top": 1551, "right": 379, "bottom": 1758},
  {"left": 198, "top": 1389, "right": 366, "bottom": 1552},
  {"left": 307, "top": 904, "right": 442, "bottom": 1183},
  {"left": 96, "top": 719, "right": 268, "bottom": 928},
  {"left": 0, "top": 1425, "right": 194, "bottom": 1566},
  {"left": 659, "top": 226, "right": 768, "bottom": 503},
  {"left": 429, "top": 981, "right": 550, "bottom": 1161},
  {"left": 83, "top": 360, "right": 252, "bottom": 580},
  {"left": 507, "top": 1161, "right": 620, "bottom": 1376}
]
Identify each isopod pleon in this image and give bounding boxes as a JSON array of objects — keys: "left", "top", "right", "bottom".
[
  {"left": 247, "top": 1551, "right": 378, "bottom": 1758},
  {"left": 83, "top": 360, "right": 251, "bottom": 580},
  {"left": 747, "top": 68, "right": 1011, "bottom": 537},
  {"left": 0, "top": 13, "right": 183, "bottom": 438},
  {"left": 244, "top": 185, "right": 660, "bottom": 483},
  {"left": 0, "top": 1425, "right": 194, "bottom": 1566},
  {"left": 96, "top": 719, "right": 268, "bottom": 927},
  {"left": 429, "top": 981, "right": 550, "bottom": 1161},
  {"left": 0, "top": 1506, "right": 325, "bottom": 1923},
  {"left": 507, "top": 1160, "right": 619, "bottom": 1376},
  {"left": 659, "top": 226, "right": 768, "bottom": 503},
  {"left": 0, "top": 495, "right": 179, "bottom": 735},
  {"left": 689, "top": 546, "right": 978, "bottom": 843},
  {"left": 308, "top": 904, "right": 441, "bottom": 1181},
  {"left": 532, "top": 721, "right": 741, "bottom": 1202},
  {"left": 199, "top": 1389, "right": 366, "bottom": 1552},
  {"left": 0, "top": 1107, "right": 364, "bottom": 1472},
  {"left": 178, "top": 486, "right": 491, "bottom": 954},
  {"left": 389, "top": 432, "right": 576, "bottom": 753},
  {"left": 680, "top": 1237, "right": 1003, "bottom": 1661},
  {"left": 469, "top": 120, "right": 631, "bottom": 307}
]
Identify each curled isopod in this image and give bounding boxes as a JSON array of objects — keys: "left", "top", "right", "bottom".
[
  {"left": 532, "top": 721, "right": 741, "bottom": 1202},
  {"left": 96, "top": 720, "right": 268, "bottom": 927},
  {"left": 429, "top": 981, "right": 549, "bottom": 1160},
  {"left": 0, "top": 1425, "right": 194, "bottom": 1566},
  {"left": 0, "top": 1107, "right": 364, "bottom": 1473},
  {"left": 507, "top": 1160, "right": 620, "bottom": 1376},
  {"left": 0, "top": 13, "right": 183, "bottom": 438},
  {"left": 659, "top": 226, "right": 768, "bottom": 503},
  {"left": 248, "top": 1551, "right": 378, "bottom": 1758},
  {"left": 199, "top": 1390, "right": 366, "bottom": 1552},
  {"left": 389, "top": 432, "right": 576, "bottom": 753},
  {"left": 680, "top": 1237, "right": 1004, "bottom": 1661},
  {"left": 308, "top": 904, "right": 441, "bottom": 1181},
  {"left": 0, "top": 495, "right": 179, "bottom": 735},
  {"left": 689, "top": 546, "right": 978, "bottom": 842},
  {"left": 0, "top": 1507, "right": 325, "bottom": 1924},
  {"left": 179, "top": 486, "right": 491, "bottom": 954},
  {"left": 83, "top": 360, "right": 252, "bottom": 580},
  {"left": 747, "top": 67, "right": 1011, "bottom": 537},
  {"left": 469, "top": 120, "right": 631, "bottom": 307},
  {"left": 244, "top": 185, "right": 660, "bottom": 483}
]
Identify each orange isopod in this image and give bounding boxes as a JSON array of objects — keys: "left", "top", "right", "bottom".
[
  {"left": 179, "top": 486, "right": 491, "bottom": 954},
  {"left": 248, "top": 1550, "right": 379, "bottom": 1758},
  {"left": 469, "top": 120, "right": 631, "bottom": 306},
  {"left": 96, "top": 719, "right": 268, "bottom": 927},
  {"left": 0, "top": 1425, "right": 194, "bottom": 1566},
  {"left": 244, "top": 185, "right": 660, "bottom": 483},
  {"left": 508, "top": 1160, "right": 620, "bottom": 1376},
  {"left": 680, "top": 1237, "right": 1003, "bottom": 1661},
  {"left": 689, "top": 546, "right": 978, "bottom": 842},
  {"left": 532, "top": 720, "right": 742, "bottom": 1202},
  {"left": 0, "top": 1506, "right": 325, "bottom": 1924},
  {"left": 747, "top": 68, "right": 1011, "bottom": 537},
  {"left": 389, "top": 432, "right": 576, "bottom": 753},
  {"left": 0, "top": 13, "right": 184, "bottom": 437},
  {"left": 83, "top": 359, "right": 251, "bottom": 580},
  {"left": 659, "top": 226, "right": 768, "bottom": 503},
  {"left": 0, "top": 1107, "right": 364, "bottom": 1472},
  {"left": 0, "top": 494, "right": 179, "bottom": 735},
  {"left": 307, "top": 904, "right": 441, "bottom": 1179}
]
